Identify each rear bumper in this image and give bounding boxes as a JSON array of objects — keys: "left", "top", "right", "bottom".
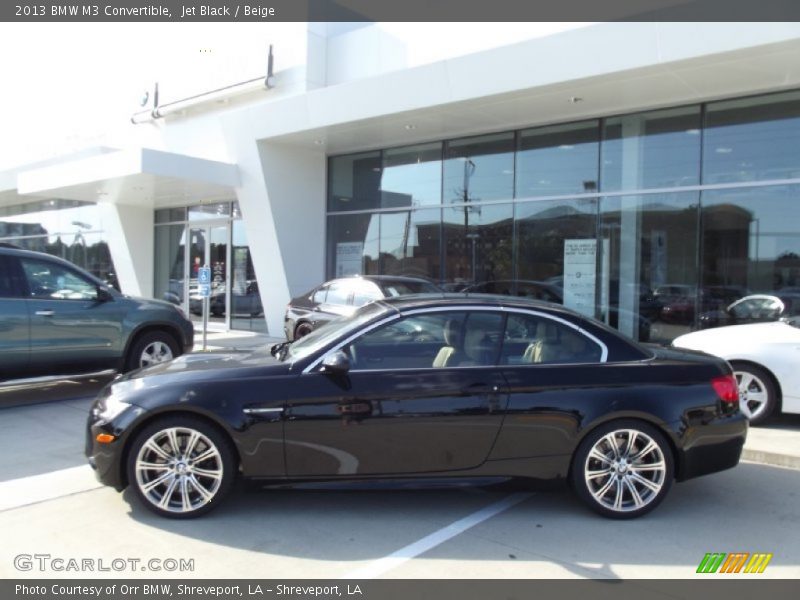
[{"left": 676, "top": 412, "right": 748, "bottom": 481}]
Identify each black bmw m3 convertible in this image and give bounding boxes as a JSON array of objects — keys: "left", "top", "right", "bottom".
[{"left": 87, "top": 294, "right": 747, "bottom": 519}]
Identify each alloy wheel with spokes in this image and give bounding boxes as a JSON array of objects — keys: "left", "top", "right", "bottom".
[
  {"left": 733, "top": 364, "right": 777, "bottom": 425},
  {"left": 140, "top": 341, "right": 174, "bottom": 367},
  {"left": 127, "top": 417, "right": 235, "bottom": 518},
  {"left": 125, "top": 331, "right": 180, "bottom": 372},
  {"left": 572, "top": 421, "right": 674, "bottom": 519}
]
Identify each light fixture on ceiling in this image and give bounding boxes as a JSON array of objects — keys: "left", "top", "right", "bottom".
[
  {"left": 715, "top": 147, "right": 733, "bottom": 154},
  {"left": 568, "top": 97, "right": 583, "bottom": 104},
  {"left": 404, "top": 124, "right": 416, "bottom": 130},
  {"left": 559, "top": 144, "right": 575, "bottom": 150},
  {"left": 686, "top": 129, "right": 700, "bottom": 135},
  {"left": 313, "top": 139, "right": 325, "bottom": 146}
]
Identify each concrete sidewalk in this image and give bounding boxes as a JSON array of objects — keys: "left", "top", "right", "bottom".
[
  {"left": 192, "top": 329, "right": 284, "bottom": 352},
  {"left": 742, "top": 414, "right": 800, "bottom": 469}
]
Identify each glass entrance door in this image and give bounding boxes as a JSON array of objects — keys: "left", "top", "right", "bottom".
[{"left": 187, "top": 223, "right": 230, "bottom": 330}]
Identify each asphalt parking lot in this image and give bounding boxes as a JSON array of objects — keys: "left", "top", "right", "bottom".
[{"left": 1, "top": 378, "right": 799, "bottom": 580}]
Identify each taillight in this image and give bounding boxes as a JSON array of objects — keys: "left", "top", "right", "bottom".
[{"left": 711, "top": 375, "right": 739, "bottom": 404}]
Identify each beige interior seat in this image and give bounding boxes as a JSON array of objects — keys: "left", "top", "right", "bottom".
[
  {"left": 433, "top": 319, "right": 463, "bottom": 367},
  {"left": 522, "top": 321, "right": 561, "bottom": 363}
]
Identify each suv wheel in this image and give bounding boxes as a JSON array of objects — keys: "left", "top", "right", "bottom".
[{"left": 126, "top": 331, "right": 179, "bottom": 371}]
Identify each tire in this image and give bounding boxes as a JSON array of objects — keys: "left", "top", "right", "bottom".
[
  {"left": 126, "top": 416, "right": 236, "bottom": 519},
  {"left": 571, "top": 420, "right": 674, "bottom": 519},
  {"left": 731, "top": 363, "right": 777, "bottom": 426},
  {"left": 125, "top": 331, "right": 180, "bottom": 372},
  {"left": 294, "top": 322, "right": 314, "bottom": 340}
]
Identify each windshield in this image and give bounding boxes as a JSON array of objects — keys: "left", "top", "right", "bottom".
[
  {"left": 286, "top": 302, "right": 390, "bottom": 361},
  {"left": 379, "top": 280, "right": 440, "bottom": 296}
]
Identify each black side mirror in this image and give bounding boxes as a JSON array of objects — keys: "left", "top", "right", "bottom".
[
  {"left": 96, "top": 286, "right": 114, "bottom": 302},
  {"left": 320, "top": 350, "right": 350, "bottom": 374}
]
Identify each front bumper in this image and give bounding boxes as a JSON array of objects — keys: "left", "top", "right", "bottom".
[
  {"left": 85, "top": 396, "right": 147, "bottom": 491},
  {"left": 676, "top": 412, "right": 748, "bottom": 481}
]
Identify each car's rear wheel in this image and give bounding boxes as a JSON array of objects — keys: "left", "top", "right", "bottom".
[
  {"left": 126, "top": 416, "right": 236, "bottom": 518},
  {"left": 294, "top": 322, "right": 314, "bottom": 339},
  {"left": 571, "top": 420, "right": 674, "bottom": 519},
  {"left": 731, "top": 363, "right": 777, "bottom": 425},
  {"left": 125, "top": 331, "right": 179, "bottom": 372}
]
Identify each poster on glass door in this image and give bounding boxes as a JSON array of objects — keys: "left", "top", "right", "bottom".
[
  {"left": 564, "top": 239, "right": 597, "bottom": 318},
  {"left": 336, "top": 242, "right": 364, "bottom": 277}
]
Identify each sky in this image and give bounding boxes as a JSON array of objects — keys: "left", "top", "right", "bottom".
[{"left": 0, "top": 22, "right": 588, "bottom": 171}]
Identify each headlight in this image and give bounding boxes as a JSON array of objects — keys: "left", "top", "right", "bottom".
[{"left": 98, "top": 395, "right": 132, "bottom": 421}]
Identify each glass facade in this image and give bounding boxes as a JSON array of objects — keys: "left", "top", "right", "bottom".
[
  {"left": 327, "top": 89, "right": 800, "bottom": 343},
  {"left": 154, "top": 201, "right": 265, "bottom": 332},
  {"left": 0, "top": 200, "right": 118, "bottom": 289}
]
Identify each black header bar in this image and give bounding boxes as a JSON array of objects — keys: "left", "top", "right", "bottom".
[{"left": 4, "top": 0, "right": 800, "bottom": 22}]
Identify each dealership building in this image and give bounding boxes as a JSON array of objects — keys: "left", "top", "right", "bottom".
[{"left": 2, "top": 22, "right": 800, "bottom": 343}]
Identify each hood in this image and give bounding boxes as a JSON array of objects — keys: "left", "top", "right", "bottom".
[
  {"left": 120, "top": 347, "right": 291, "bottom": 382},
  {"left": 123, "top": 295, "right": 183, "bottom": 311}
]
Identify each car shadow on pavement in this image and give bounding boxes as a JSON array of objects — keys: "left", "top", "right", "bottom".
[
  {"left": 121, "top": 462, "right": 800, "bottom": 576},
  {"left": 760, "top": 413, "right": 800, "bottom": 430}
]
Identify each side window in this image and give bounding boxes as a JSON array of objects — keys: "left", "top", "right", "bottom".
[
  {"left": 21, "top": 258, "right": 98, "bottom": 301},
  {"left": 312, "top": 285, "right": 328, "bottom": 304},
  {"left": 0, "top": 255, "right": 24, "bottom": 298},
  {"left": 501, "top": 313, "right": 602, "bottom": 365},
  {"left": 352, "top": 282, "right": 382, "bottom": 306},
  {"left": 325, "top": 281, "right": 351, "bottom": 306},
  {"left": 344, "top": 311, "right": 504, "bottom": 371}
]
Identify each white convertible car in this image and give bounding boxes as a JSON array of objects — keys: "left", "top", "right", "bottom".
[{"left": 673, "top": 318, "right": 800, "bottom": 425}]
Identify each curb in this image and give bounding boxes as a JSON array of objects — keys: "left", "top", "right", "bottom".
[{"left": 742, "top": 448, "right": 800, "bottom": 470}]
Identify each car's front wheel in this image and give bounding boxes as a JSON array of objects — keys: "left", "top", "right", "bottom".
[
  {"left": 731, "top": 362, "right": 777, "bottom": 425},
  {"left": 125, "top": 331, "right": 179, "bottom": 372},
  {"left": 571, "top": 420, "right": 674, "bottom": 519},
  {"left": 294, "top": 321, "right": 314, "bottom": 339},
  {"left": 126, "top": 416, "right": 236, "bottom": 518}
]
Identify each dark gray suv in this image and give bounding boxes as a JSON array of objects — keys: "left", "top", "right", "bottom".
[{"left": 0, "top": 244, "right": 194, "bottom": 379}]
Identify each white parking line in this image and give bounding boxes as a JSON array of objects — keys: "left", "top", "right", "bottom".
[
  {"left": 340, "top": 492, "right": 533, "bottom": 579},
  {"left": 0, "top": 465, "right": 101, "bottom": 512}
]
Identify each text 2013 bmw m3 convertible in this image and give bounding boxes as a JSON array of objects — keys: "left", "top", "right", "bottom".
[{"left": 87, "top": 295, "right": 747, "bottom": 519}]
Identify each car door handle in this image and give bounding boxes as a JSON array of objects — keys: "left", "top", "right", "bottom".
[{"left": 35, "top": 310, "right": 55, "bottom": 317}]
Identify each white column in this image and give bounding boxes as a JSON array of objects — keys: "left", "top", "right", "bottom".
[
  {"left": 226, "top": 132, "right": 326, "bottom": 336},
  {"left": 98, "top": 203, "right": 154, "bottom": 298}
]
